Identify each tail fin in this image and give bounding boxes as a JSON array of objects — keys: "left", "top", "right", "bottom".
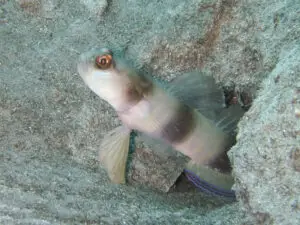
[
  {"left": 215, "top": 104, "right": 245, "bottom": 136},
  {"left": 99, "top": 126, "right": 131, "bottom": 184}
]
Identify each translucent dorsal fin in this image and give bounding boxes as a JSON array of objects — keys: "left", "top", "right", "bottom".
[
  {"left": 166, "top": 71, "right": 245, "bottom": 135},
  {"left": 167, "top": 71, "right": 225, "bottom": 121}
]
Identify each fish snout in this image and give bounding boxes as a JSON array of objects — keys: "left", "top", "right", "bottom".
[{"left": 77, "top": 59, "right": 91, "bottom": 80}]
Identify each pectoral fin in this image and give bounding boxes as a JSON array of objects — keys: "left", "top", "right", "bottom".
[{"left": 99, "top": 126, "right": 131, "bottom": 184}]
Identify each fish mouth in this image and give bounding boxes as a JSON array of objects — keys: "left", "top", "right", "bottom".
[
  {"left": 77, "top": 59, "right": 91, "bottom": 80},
  {"left": 77, "top": 49, "right": 97, "bottom": 80}
]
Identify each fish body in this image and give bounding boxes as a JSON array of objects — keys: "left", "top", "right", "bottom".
[
  {"left": 77, "top": 47, "right": 244, "bottom": 197},
  {"left": 117, "top": 80, "right": 229, "bottom": 166}
]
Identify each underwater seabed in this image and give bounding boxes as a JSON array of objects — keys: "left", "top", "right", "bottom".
[
  {"left": 1, "top": 0, "right": 300, "bottom": 224},
  {"left": 1, "top": 148, "right": 245, "bottom": 224}
]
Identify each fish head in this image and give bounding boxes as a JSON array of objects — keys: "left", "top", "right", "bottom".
[{"left": 77, "top": 47, "right": 135, "bottom": 110}]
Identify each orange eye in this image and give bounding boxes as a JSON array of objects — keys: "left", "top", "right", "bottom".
[{"left": 95, "top": 54, "right": 113, "bottom": 69}]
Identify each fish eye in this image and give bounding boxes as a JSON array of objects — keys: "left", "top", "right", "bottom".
[{"left": 95, "top": 54, "right": 113, "bottom": 69}]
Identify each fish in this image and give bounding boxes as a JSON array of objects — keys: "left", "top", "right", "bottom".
[{"left": 77, "top": 47, "right": 245, "bottom": 198}]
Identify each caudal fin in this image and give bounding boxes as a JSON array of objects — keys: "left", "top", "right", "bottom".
[
  {"left": 215, "top": 104, "right": 245, "bottom": 137},
  {"left": 99, "top": 126, "right": 131, "bottom": 184}
]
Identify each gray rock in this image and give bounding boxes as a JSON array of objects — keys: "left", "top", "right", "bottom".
[
  {"left": 79, "top": 0, "right": 107, "bottom": 17},
  {"left": 1, "top": 0, "right": 299, "bottom": 224},
  {"left": 230, "top": 44, "right": 300, "bottom": 225}
]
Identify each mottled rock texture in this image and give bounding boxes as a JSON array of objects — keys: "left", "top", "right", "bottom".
[
  {"left": 230, "top": 45, "right": 300, "bottom": 225},
  {"left": 0, "top": 0, "right": 299, "bottom": 224}
]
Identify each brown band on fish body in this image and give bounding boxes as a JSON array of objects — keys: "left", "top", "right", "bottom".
[
  {"left": 161, "top": 103, "right": 197, "bottom": 144},
  {"left": 208, "top": 151, "right": 232, "bottom": 173},
  {"left": 126, "top": 82, "right": 143, "bottom": 102},
  {"left": 132, "top": 73, "right": 154, "bottom": 96},
  {"left": 208, "top": 134, "right": 236, "bottom": 173},
  {"left": 126, "top": 71, "right": 154, "bottom": 103}
]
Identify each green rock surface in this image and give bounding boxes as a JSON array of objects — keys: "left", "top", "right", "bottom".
[{"left": 1, "top": 0, "right": 299, "bottom": 224}]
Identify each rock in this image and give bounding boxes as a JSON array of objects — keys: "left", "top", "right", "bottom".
[
  {"left": 230, "top": 44, "right": 300, "bottom": 225},
  {"left": 15, "top": 0, "right": 42, "bottom": 14},
  {"left": 1, "top": 0, "right": 300, "bottom": 223},
  {"left": 79, "top": 0, "right": 107, "bottom": 17}
]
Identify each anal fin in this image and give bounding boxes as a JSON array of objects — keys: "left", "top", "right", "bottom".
[
  {"left": 185, "top": 160, "right": 235, "bottom": 198},
  {"left": 99, "top": 126, "right": 131, "bottom": 184}
]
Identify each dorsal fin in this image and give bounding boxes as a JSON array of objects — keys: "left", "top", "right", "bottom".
[
  {"left": 166, "top": 71, "right": 245, "bottom": 135},
  {"left": 167, "top": 71, "right": 225, "bottom": 121}
]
